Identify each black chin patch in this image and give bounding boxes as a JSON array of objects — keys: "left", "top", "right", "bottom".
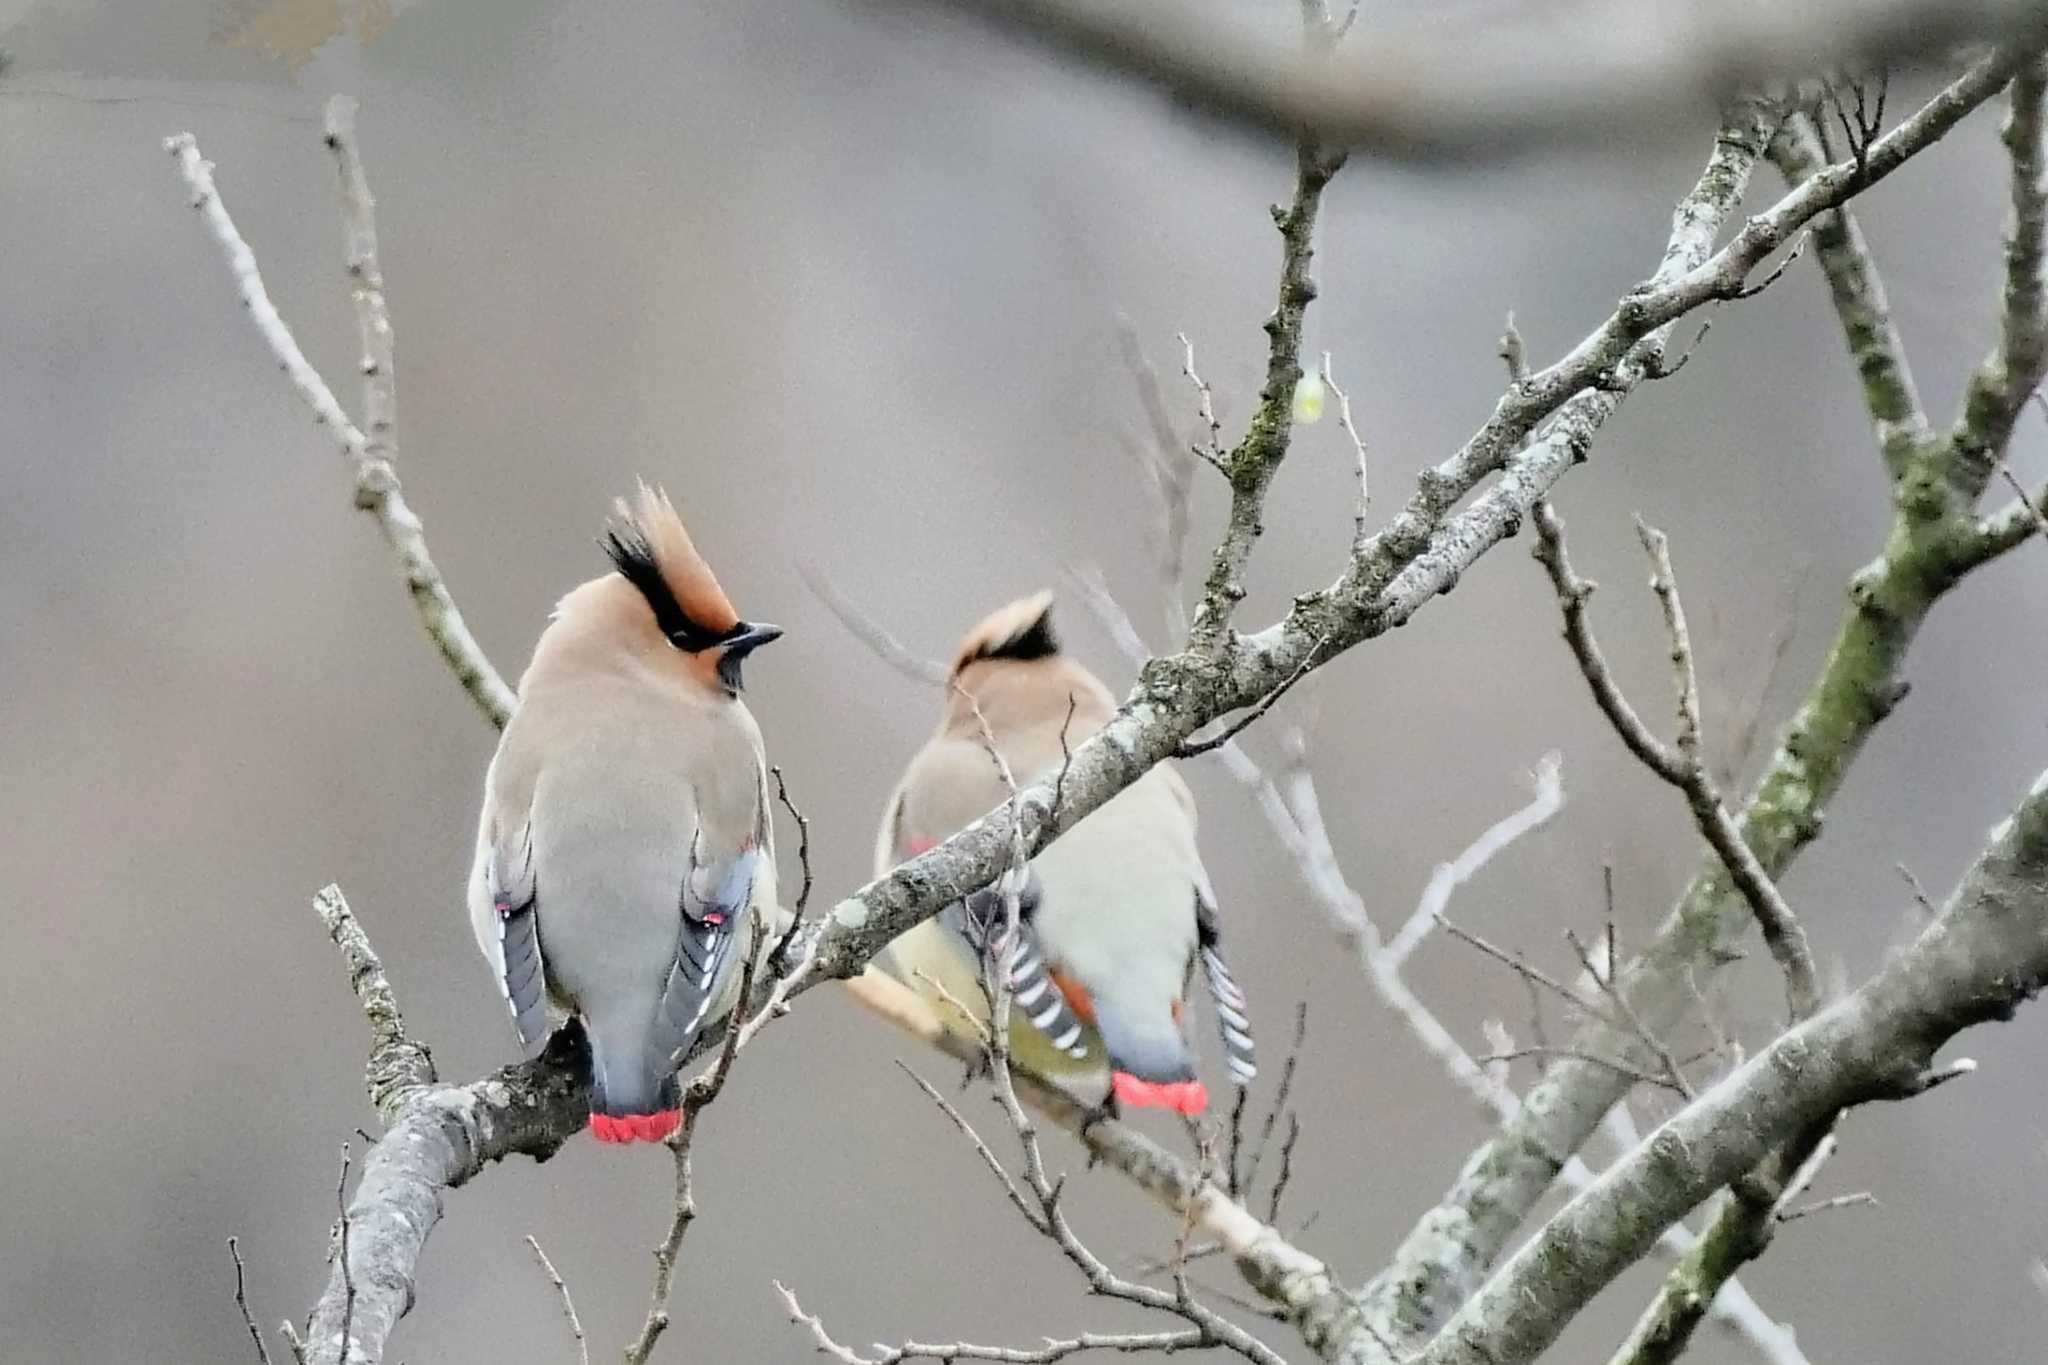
[{"left": 716, "top": 649, "right": 746, "bottom": 694}]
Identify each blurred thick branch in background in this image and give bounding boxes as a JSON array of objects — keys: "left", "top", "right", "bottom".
[
  {"left": 916, "top": 0, "right": 2048, "bottom": 160},
  {"left": 162, "top": 15, "right": 2048, "bottom": 1365}
]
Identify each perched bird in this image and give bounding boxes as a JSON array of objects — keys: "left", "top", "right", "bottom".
[
  {"left": 466, "top": 483, "right": 784, "bottom": 1144},
  {"left": 874, "top": 591, "right": 1256, "bottom": 1115}
]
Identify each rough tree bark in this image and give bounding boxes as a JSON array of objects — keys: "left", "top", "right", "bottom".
[{"left": 159, "top": 27, "right": 2048, "bottom": 1365}]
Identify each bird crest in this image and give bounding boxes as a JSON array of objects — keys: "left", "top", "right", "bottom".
[
  {"left": 951, "top": 590, "right": 1059, "bottom": 676},
  {"left": 602, "top": 482, "right": 740, "bottom": 645}
]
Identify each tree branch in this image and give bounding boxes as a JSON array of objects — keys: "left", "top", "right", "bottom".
[
  {"left": 1077, "top": 569, "right": 1802, "bottom": 1365},
  {"left": 164, "top": 104, "right": 515, "bottom": 728},
  {"left": 524, "top": 1236, "right": 590, "bottom": 1365},
  {"left": 797, "top": 558, "right": 949, "bottom": 687},
  {"left": 1600, "top": 63, "right": 2048, "bottom": 1363},
  {"left": 179, "top": 48, "right": 2036, "bottom": 1365},
  {"left": 913, "top": 0, "right": 2048, "bottom": 159},
  {"left": 1951, "top": 54, "right": 2048, "bottom": 493},
  {"left": 1354, "top": 63, "right": 2040, "bottom": 1350},
  {"left": 1416, "top": 762, "right": 2048, "bottom": 1365},
  {"left": 1188, "top": 133, "right": 1345, "bottom": 648},
  {"left": 624, "top": 919, "right": 768, "bottom": 1365},
  {"left": 1766, "top": 112, "right": 1930, "bottom": 479},
  {"left": 1530, "top": 505, "right": 1820, "bottom": 1022},
  {"left": 301, "top": 887, "right": 586, "bottom": 1365}
]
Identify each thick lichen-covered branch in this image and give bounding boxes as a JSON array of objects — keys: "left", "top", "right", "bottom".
[
  {"left": 1951, "top": 55, "right": 2048, "bottom": 491},
  {"left": 1604, "top": 1117, "right": 1836, "bottom": 1365},
  {"left": 1346, "top": 56, "right": 2046, "bottom": 1352},
  {"left": 186, "top": 45, "right": 2043, "bottom": 1365},
  {"left": 1189, "top": 136, "right": 1346, "bottom": 648},
  {"left": 1413, "top": 766, "right": 2048, "bottom": 1365},
  {"left": 1766, "top": 113, "right": 1930, "bottom": 478},
  {"left": 1595, "top": 61, "right": 2048, "bottom": 1365},
  {"left": 301, "top": 888, "right": 586, "bottom": 1365}
]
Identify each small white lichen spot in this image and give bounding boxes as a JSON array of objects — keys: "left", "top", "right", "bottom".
[
  {"left": 833, "top": 899, "right": 870, "bottom": 931},
  {"left": 1291, "top": 374, "right": 1325, "bottom": 425},
  {"left": 2029, "top": 767, "right": 2048, "bottom": 799}
]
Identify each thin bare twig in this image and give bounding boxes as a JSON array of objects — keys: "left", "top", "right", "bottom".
[
  {"left": 335, "top": 1146, "right": 354, "bottom": 1365},
  {"left": 1115, "top": 317, "right": 1198, "bottom": 641},
  {"left": 798, "top": 559, "right": 949, "bottom": 686},
  {"left": 1475, "top": 1046, "right": 1691, "bottom": 1094},
  {"left": 624, "top": 916, "right": 769, "bottom": 1365},
  {"left": 163, "top": 112, "right": 516, "bottom": 729},
  {"left": 2000, "top": 464, "right": 2048, "bottom": 543},
  {"left": 1897, "top": 862, "right": 1939, "bottom": 916},
  {"left": 1566, "top": 928, "right": 1695, "bottom": 1099},
  {"left": 1776, "top": 1191, "right": 1880, "bottom": 1223},
  {"left": 1498, "top": 311, "right": 1529, "bottom": 383},
  {"left": 228, "top": 1237, "right": 276, "bottom": 1365},
  {"left": 1176, "top": 633, "right": 1331, "bottom": 758},
  {"left": 1436, "top": 918, "right": 1602, "bottom": 1022},
  {"left": 1531, "top": 501, "right": 1821, "bottom": 1023},
  {"left": 1266, "top": 1113, "right": 1303, "bottom": 1227},
  {"left": 1321, "top": 352, "right": 1371, "bottom": 554},
  {"left": 1237, "top": 1002, "right": 1308, "bottom": 1204},
  {"left": 1732, "top": 229, "right": 1814, "bottom": 299},
  {"left": 899, "top": 1061, "right": 1044, "bottom": 1232},
  {"left": 523, "top": 1236, "right": 590, "bottom": 1365},
  {"left": 770, "top": 764, "right": 815, "bottom": 975},
  {"left": 774, "top": 1281, "right": 1209, "bottom": 1364},
  {"left": 1178, "top": 331, "right": 1229, "bottom": 475},
  {"left": 1386, "top": 750, "right": 1565, "bottom": 968}
]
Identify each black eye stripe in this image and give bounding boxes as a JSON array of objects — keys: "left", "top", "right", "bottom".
[{"left": 602, "top": 529, "right": 726, "bottom": 651}]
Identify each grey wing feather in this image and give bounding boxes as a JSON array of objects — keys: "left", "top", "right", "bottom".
[
  {"left": 1195, "top": 895, "right": 1256, "bottom": 1086},
  {"left": 648, "top": 840, "right": 763, "bottom": 1070},
  {"left": 954, "top": 868, "right": 1090, "bottom": 1060},
  {"left": 489, "top": 825, "right": 551, "bottom": 1055}
]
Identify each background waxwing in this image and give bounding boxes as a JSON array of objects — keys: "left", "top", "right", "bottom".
[
  {"left": 874, "top": 592, "right": 1257, "bottom": 1115},
  {"left": 466, "top": 483, "right": 785, "bottom": 1144}
]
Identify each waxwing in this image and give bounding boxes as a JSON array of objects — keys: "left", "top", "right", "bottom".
[
  {"left": 875, "top": 592, "right": 1255, "bottom": 1114},
  {"left": 467, "top": 483, "right": 783, "bottom": 1143}
]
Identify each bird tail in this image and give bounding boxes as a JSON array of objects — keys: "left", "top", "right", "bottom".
[
  {"left": 1093, "top": 997, "right": 1207, "bottom": 1115},
  {"left": 1110, "top": 1071, "right": 1209, "bottom": 1115},
  {"left": 586, "top": 1037, "right": 683, "bottom": 1144}
]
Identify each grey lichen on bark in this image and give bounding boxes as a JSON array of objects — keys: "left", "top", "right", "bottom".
[
  {"left": 1351, "top": 54, "right": 2048, "bottom": 1356},
  {"left": 302, "top": 888, "right": 588, "bottom": 1365},
  {"left": 177, "top": 32, "right": 2048, "bottom": 1365},
  {"left": 1415, "top": 765, "right": 2048, "bottom": 1365},
  {"left": 1601, "top": 53, "right": 2048, "bottom": 1365}
]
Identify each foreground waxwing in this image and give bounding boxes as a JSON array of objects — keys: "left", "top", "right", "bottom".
[
  {"left": 874, "top": 592, "right": 1256, "bottom": 1115},
  {"left": 466, "top": 483, "right": 784, "bottom": 1144}
]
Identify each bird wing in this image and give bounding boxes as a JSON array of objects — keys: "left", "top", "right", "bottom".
[
  {"left": 646, "top": 828, "right": 763, "bottom": 1071},
  {"left": 953, "top": 867, "right": 1090, "bottom": 1060},
  {"left": 1195, "top": 893, "right": 1257, "bottom": 1086},
  {"left": 482, "top": 821, "right": 552, "bottom": 1056}
]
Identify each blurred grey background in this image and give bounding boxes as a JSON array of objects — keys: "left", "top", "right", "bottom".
[{"left": 2, "top": 2, "right": 2045, "bottom": 1361}]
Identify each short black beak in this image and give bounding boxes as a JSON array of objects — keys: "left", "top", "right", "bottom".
[{"left": 724, "top": 621, "right": 784, "bottom": 656}]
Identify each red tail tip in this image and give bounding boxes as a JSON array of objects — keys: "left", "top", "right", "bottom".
[
  {"left": 1111, "top": 1073, "right": 1208, "bottom": 1115},
  {"left": 589, "top": 1110, "right": 681, "bottom": 1144}
]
